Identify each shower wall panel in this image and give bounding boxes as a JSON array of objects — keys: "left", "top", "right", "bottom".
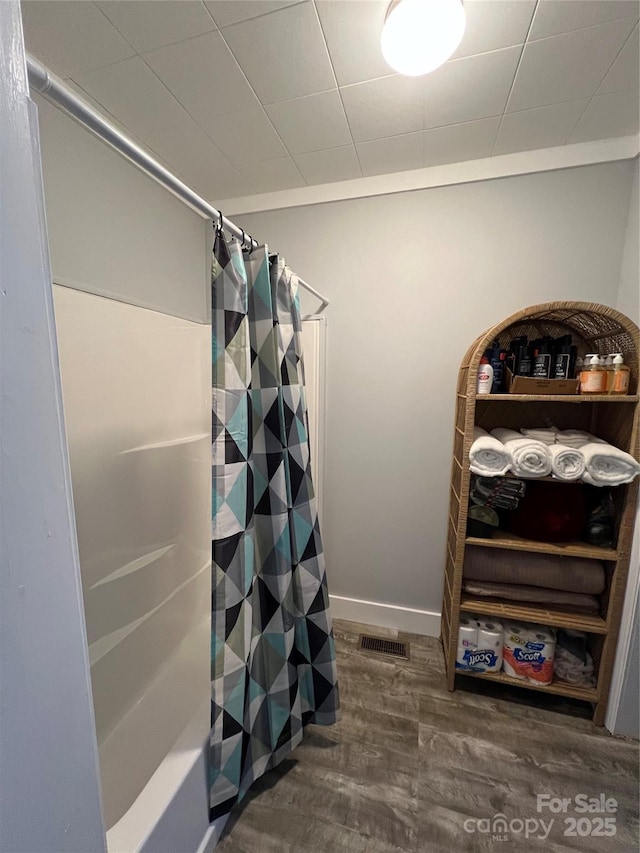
[{"left": 53, "top": 285, "right": 211, "bottom": 829}]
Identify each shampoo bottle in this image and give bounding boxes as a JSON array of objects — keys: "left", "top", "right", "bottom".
[
  {"left": 488, "top": 339, "right": 506, "bottom": 393},
  {"left": 477, "top": 356, "right": 494, "bottom": 395},
  {"left": 532, "top": 337, "right": 553, "bottom": 378},
  {"left": 553, "top": 335, "right": 572, "bottom": 379}
]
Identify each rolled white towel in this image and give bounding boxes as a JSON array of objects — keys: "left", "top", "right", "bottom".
[
  {"left": 549, "top": 444, "right": 586, "bottom": 481},
  {"left": 469, "top": 427, "right": 513, "bottom": 476},
  {"left": 581, "top": 442, "right": 640, "bottom": 486},
  {"left": 520, "top": 427, "right": 559, "bottom": 445},
  {"left": 491, "top": 428, "right": 552, "bottom": 478}
]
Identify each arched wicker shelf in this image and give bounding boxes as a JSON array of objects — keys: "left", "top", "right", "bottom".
[{"left": 442, "top": 302, "right": 639, "bottom": 725}]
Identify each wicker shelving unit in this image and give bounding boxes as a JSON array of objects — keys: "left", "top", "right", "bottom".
[{"left": 442, "top": 302, "right": 639, "bottom": 725}]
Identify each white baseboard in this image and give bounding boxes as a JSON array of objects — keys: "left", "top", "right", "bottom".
[{"left": 329, "top": 594, "right": 440, "bottom": 637}]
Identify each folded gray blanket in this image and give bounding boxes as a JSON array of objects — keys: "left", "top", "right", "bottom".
[
  {"left": 463, "top": 546, "right": 606, "bottom": 595},
  {"left": 462, "top": 579, "right": 600, "bottom": 614}
]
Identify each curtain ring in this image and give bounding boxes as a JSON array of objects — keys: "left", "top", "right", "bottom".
[{"left": 215, "top": 211, "right": 224, "bottom": 234}]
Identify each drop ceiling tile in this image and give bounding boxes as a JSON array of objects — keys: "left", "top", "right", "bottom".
[
  {"left": 599, "top": 23, "right": 639, "bottom": 94},
  {"left": 340, "top": 74, "right": 424, "bottom": 142},
  {"left": 529, "top": 0, "right": 639, "bottom": 41},
  {"left": 423, "top": 117, "right": 500, "bottom": 167},
  {"left": 143, "top": 31, "right": 258, "bottom": 123},
  {"left": 493, "top": 100, "right": 590, "bottom": 155},
  {"left": 315, "top": 0, "right": 391, "bottom": 86},
  {"left": 356, "top": 132, "right": 423, "bottom": 177},
  {"left": 452, "top": 0, "right": 536, "bottom": 60},
  {"left": 199, "top": 173, "right": 255, "bottom": 202},
  {"left": 568, "top": 89, "right": 640, "bottom": 142},
  {"left": 21, "top": 0, "right": 135, "bottom": 78},
  {"left": 204, "top": 107, "right": 287, "bottom": 166},
  {"left": 98, "top": 1, "right": 216, "bottom": 52},
  {"left": 293, "top": 145, "right": 361, "bottom": 184},
  {"left": 222, "top": 2, "right": 335, "bottom": 103},
  {"left": 73, "top": 57, "right": 190, "bottom": 141},
  {"left": 265, "top": 90, "right": 351, "bottom": 154},
  {"left": 424, "top": 46, "right": 521, "bottom": 130},
  {"left": 146, "top": 114, "right": 242, "bottom": 191},
  {"left": 205, "top": 0, "right": 301, "bottom": 28},
  {"left": 237, "top": 157, "right": 306, "bottom": 194},
  {"left": 508, "top": 18, "right": 638, "bottom": 112}
]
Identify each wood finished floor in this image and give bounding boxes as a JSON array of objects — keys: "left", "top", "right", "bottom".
[{"left": 216, "top": 619, "right": 639, "bottom": 852}]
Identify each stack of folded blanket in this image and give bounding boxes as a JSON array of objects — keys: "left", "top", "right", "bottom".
[{"left": 462, "top": 547, "right": 605, "bottom": 615}]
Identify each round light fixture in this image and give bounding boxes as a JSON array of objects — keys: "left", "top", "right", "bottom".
[{"left": 381, "top": 0, "right": 466, "bottom": 76}]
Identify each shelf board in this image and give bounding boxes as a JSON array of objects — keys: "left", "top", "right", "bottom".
[
  {"left": 457, "top": 668, "right": 598, "bottom": 702},
  {"left": 476, "top": 394, "right": 638, "bottom": 403},
  {"left": 465, "top": 531, "right": 617, "bottom": 560},
  {"left": 460, "top": 595, "right": 607, "bottom": 634},
  {"left": 482, "top": 473, "right": 626, "bottom": 486}
]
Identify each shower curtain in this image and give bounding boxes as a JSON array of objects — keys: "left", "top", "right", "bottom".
[{"left": 210, "top": 227, "right": 340, "bottom": 819}]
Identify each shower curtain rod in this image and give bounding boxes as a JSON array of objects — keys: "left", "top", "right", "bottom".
[{"left": 26, "top": 54, "right": 329, "bottom": 315}]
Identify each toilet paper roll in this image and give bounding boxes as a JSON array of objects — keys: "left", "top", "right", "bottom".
[
  {"left": 455, "top": 618, "right": 478, "bottom": 670},
  {"left": 476, "top": 623, "right": 504, "bottom": 673},
  {"left": 477, "top": 617, "right": 503, "bottom": 636},
  {"left": 524, "top": 626, "right": 556, "bottom": 685},
  {"left": 503, "top": 621, "right": 530, "bottom": 679}
]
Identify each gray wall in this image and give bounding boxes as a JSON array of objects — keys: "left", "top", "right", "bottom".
[
  {"left": 238, "top": 162, "right": 635, "bottom": 616},
  {"left": 617, "top": 158, "right": 639, "bottom": 323}
]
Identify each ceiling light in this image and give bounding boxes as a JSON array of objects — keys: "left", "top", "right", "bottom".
[{"left": 381, "top": 0, "right": 466, "bottom": 77}]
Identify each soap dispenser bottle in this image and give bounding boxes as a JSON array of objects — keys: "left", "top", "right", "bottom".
[
  {"left": 609, "top": 354, "right": 630, "bottom": 395},
  {"left": 579, "top": 355, "right": 606, "bottom": 395}
]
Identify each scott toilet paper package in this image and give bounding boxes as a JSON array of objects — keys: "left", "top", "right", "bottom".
[
  {"left": 475, "top": 619, "right": 504, "bottom": 673},
  {"left": 456, "top": 615, "right": 478, "bottom": 670},
  {"left": 503, "top": 621, "right": 556, "bottom": 685},
  {"left": 456, "top": 614, "right": 503, "bottom": 672}
]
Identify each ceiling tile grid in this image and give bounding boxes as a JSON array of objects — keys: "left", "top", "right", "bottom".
[{"left": 21, "top": 0, "right": 640, "bottom": 202}]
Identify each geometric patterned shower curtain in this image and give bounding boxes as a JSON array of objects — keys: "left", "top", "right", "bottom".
[{"left": 209, "top": 227, "right": 340, "bottom": 820}]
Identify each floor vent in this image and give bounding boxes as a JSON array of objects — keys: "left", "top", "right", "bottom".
[{"left": 358, "top": 635, "right": 409, "bottom": 659}]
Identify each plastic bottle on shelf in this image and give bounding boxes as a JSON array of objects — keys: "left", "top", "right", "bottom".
[
  {"left": 579, "top": 355, "right": 607, "bottom": 395},
  {"left": 477, "top": 356, "right": 494, "bottom": 395},
  {"left": 603, "top": 354, "right": 614, "bottom": 391},
  {"left": 553, "top": 335, "right": 572, "bottom": 379},
  {"left": 609, "top": 354, "right": 630, "bottom": 396}
]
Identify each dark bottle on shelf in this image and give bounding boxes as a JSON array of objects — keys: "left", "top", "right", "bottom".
[
  {"left": 532, "top": 336, "right": 554, "bottom": 378},
  {"left": 507, "top": 336, "right": 532, "bottom": 376},
  {"left": 487, "top": 339, "right": 507, "bottom": 392},
  {"left": 553, "top": 334, "right": 573, "bottom": 379}
]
